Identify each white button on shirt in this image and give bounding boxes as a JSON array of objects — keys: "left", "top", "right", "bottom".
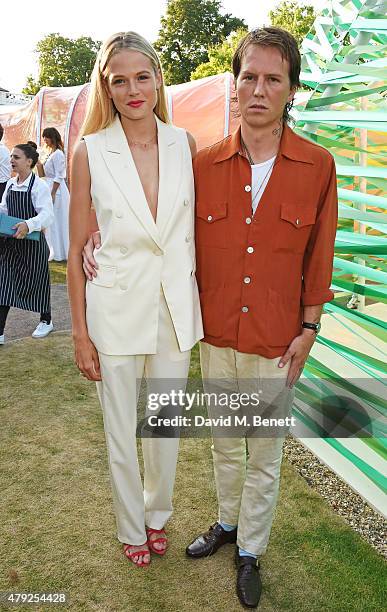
[{"left": 0, "top": 173, "right": 54, "bottom": 233}]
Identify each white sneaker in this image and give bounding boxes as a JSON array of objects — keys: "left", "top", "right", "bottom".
[
  {"left": 0, "top": 334, "right": 4, "bottom": 345},
  {"left": 32, "top": 321, "right": 54, "bottom": 338}
]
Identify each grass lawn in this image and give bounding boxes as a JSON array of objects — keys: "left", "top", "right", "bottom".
[
  {"left": 0, "top": 336, "right": 385, "bottom": 611},
  {"left": 49, "top": 261, "right": 67, "bottom": 284}
]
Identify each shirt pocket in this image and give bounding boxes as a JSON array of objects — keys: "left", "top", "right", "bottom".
[
  {"left": 196, "top": 201, "right": 228, "bottom": 248},
  {"left": 89, "top": 264, "right": 116, "bottom": 288},
  {"left": 276, "top": 203, "right": 317, "bottom": 254}
]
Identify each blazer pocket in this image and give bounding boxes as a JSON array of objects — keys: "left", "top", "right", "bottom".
[{"left": 90, "top": 264, "right": 117, "bottom": 288}]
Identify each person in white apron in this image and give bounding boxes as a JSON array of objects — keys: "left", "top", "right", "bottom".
[
  {"left": 0, "top": 143, "right": 54, "bottom": 343},
  {"left": 67, "top": 32, "right": 203, "bottom": 568},
  {"left": 38, "top": 127, "right": 69, "bottom": 261}
]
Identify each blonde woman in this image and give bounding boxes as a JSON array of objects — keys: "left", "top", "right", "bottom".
[{"left": 67, "top": 32, "right": 203, "bottom": 567}]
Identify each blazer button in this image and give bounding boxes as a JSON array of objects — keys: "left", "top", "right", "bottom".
[
  {"left": 120, "top": 246, "right": 128, "bottom": 254},
  {"left": 116, "top": 211, "right": 123, "bottom": 218},
  {"left": 183, "top": 199, "right": 189, "bottom": 206},
  {"left": 246, "top": 217, "right": 252, "bottom": 225},
  {"left": 247, "top": 246, "right": 254, "bottom": 254},
  {"left": 185, "top": 234, "right": 191, "bottom": 242},
  {"left": 244, "top": 276, "right": 251, "bottom": 284},
  {"left": 207, "top": 215, "right": 213, "bottom": 221},
  {"left": 242, "top": 306, "right": 249, "bottom": 313},
  {"left": 244, "top": 185, "right": 251, "bottom": 192}
]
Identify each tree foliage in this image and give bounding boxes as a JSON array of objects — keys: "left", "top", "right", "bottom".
[
  {"left": 23, "top": 34, "right": 101, "bottom": 95},
  {"left": 191, "top": 0, "right": 317, "bottom": 81},
  {"left": 269, "top": 1, "right": 316, "bottom": 46},
  {"left": 154, "top": 0, "right": 246, "bottom": 85},
  {"left": 191, "top": 28, "right": 248, "bottom": 80}
]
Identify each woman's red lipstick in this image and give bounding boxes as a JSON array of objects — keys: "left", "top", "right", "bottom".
[{"left": 128, "top": 100, "right": 144, "bottom": 108}]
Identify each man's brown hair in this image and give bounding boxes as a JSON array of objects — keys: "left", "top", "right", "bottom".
[{"left": 232, "top": 27, "right": 301, "bottom": 122}]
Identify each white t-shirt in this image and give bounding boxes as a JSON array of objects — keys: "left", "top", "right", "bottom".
[
  {"left": 0, "top": 173, "right": 54, "bottom": 233},
  {"left": 0, "top": 143, "right": 11, "bottom": 183},
  {"left": 251, "top": 156, "right": 276, "bottom": 216}
]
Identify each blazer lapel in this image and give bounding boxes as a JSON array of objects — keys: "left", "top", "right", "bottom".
[
  {"left": 155, "top": 116, "right": 182, "bottom": 236},
  {"left": 101, "top": 115, "right": 162, "bottom": 248}
]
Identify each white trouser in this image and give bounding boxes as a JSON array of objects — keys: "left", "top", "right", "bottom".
[
  {"left": 96, "top": 291, "right": 190, "bottom": 545},
  {"left": 200, "top": 342, "right": 294, "bottom": 557}
]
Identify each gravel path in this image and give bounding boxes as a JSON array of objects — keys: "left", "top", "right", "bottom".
[
  {"left": 3, "top": 284, "right": 71, "bottom": 341},
  {"left": 283, "top": 436, "right": 386, "bottom": 557}
]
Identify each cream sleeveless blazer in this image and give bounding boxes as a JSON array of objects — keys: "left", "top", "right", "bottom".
[{"left": 84, "top": 114, "right": 203, "bottom": 355}]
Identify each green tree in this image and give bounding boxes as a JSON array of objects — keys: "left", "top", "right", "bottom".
[
  {"left": 23, "top": 34, "right": 101, "bottom": 94},
  {"left": 269, "top": 1, "right": 316, "bottom": 46},
  {"left": 191, "top": 27, "right": 248, "bottom": 79},
  {"left": 155, "top": 0, "right": 246, "bottom": 85}
]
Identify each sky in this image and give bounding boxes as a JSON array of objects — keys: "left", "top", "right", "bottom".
[{"left": 0, "top": 0, "right": 325, "bottom": 92}]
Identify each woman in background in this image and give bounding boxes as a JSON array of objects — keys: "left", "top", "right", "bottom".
[
  {"left": 0, "top": 124, "right": 11, "bottom": 199},
  {"left": 38, "top": 127, "right": 69, "bottom": 261},
  {"left": 0, "top": 142, "right": 54, "bottom": 343}
]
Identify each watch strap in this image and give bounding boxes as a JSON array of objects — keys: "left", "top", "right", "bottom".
[{"left": 302, "top": 321, "right": 321, "bottom": 334}]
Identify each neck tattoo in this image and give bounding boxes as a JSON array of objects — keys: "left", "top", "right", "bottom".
[{"left": 272, "top": 120, "right": 283, "bottom": 138}]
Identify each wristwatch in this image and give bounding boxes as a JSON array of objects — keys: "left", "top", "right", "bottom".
[{"left": 302, "top": 321, "right": 321, "bottom": 334}]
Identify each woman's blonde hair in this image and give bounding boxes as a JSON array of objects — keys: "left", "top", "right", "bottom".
[{"left": 81, "top": 31, "right": 169, "bottom": 137}]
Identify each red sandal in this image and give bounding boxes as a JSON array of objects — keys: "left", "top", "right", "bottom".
[
  {"left": 146, "top": 527, "right": 167, "bottom": 555},
  {"left": 123, "top": 543, "right": 151, "bottom": 567}
]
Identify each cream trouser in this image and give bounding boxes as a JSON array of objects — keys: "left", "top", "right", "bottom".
[
  {"left": 96, "top": 291, "right": 190, "bottom": 545},
  {"left": 200, "top": 341, "right": 294, "bottom": 557}
]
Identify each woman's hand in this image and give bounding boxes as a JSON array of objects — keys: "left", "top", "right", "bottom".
[
  {"left": 82, "top": 232, "right": 101, "bottom": 280},
  {"left": 74, "top": 335, "right": 101, "bottom": 381},
  {"left": 13, "top": 221, "right": 29, "bottom": 239}
]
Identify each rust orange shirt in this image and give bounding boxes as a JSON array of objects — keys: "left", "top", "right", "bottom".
[{"left": 194, "top": 124, "right": 338, "bottom": 358}]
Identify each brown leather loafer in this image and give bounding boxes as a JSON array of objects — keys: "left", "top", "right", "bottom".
[{"left": 185, "top": 522, "right": 237, "bottom": 558}]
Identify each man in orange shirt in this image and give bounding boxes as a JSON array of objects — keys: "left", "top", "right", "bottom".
[
  {"left": 82, "top": 26, "right": 337, "bottom": 609},
  {"left": 185, "top": 28, "right": 337, "bottom": 608}
]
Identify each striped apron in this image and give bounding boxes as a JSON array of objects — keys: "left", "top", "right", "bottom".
[{"left": 0, "top": 174, "right": 50, "bottom": 313}]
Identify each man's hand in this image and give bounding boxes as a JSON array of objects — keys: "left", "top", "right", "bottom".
[
  {"left": 13, "top": 221, "right": 29, "bottom": 239},
  {"left": 278, "top": 330, "right": 316, "bottom": 388},
  {"left": 82, "top": 231, "right": 101, "bottom": 280}
]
